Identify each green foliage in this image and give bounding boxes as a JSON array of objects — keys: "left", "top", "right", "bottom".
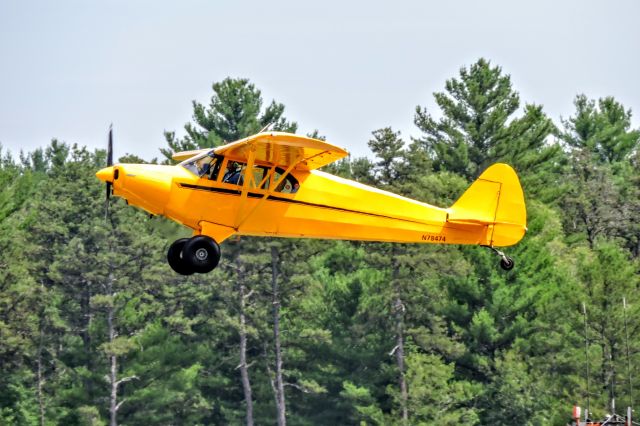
[
  {"left": 412, "top": 58, "right": 564, "bottom": 205},
  {"left": 404, "top": 353, "right": 479, "bottom": 425},
  {"left": 368, "top": 127, "right": 407, "bottom": 186},
  {"left": 76, "top": 406, "right": 106, "bottom": 426},
  {"left": 560, "top": 153, "right": 624, "bottom": 246},
  {"left": 561, "top": 94, "right": 640, "bottom": 163},
  {"left": 341, "top": 381, "right": 385, "bottom": 425},
  {"left": 414, "top": 58, "right": 559, "bottom": 182}
]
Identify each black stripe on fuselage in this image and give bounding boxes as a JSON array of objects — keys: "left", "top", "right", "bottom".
[{"left": 178, "top": 183, "right": 429, "bottom": 225}]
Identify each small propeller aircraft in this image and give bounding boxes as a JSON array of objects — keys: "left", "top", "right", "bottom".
[{"left": 96, "top": 130, "right": 527, "bottom": 275}]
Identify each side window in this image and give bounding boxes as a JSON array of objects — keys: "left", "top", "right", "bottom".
[
  {"left": 273, "top": 168, "right": 299, "bottom": 194},
  {"left": 249, "top": 165, "right": 271, "bottom": 190},
  {"left": 219, "top": 163, "right": 299, "bottom": 193},
  {"left": 222, "top": 161, "right": 246, "bottom": 186}
]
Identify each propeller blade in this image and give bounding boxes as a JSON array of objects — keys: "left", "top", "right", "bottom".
[
  {"left": 107, "top": 125, "right": 114, "bottom": 167},
  {"left": 106, "top": 125, "right": 114, "bottom": 203}
]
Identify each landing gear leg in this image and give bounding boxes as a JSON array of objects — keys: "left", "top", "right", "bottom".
[{"left": 483, "top": 246, "right": 515, "bottom": 271}]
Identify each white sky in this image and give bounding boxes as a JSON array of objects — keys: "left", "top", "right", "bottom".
[{"left": 1, "top": 0, "right": 638, "bottom": 161}]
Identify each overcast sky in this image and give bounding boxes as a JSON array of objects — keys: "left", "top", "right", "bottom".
[{"left": 1, "top": 0, "right": 638, "bottom": 161}]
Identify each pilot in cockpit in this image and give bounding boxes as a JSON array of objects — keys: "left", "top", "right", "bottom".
[{"left": 223, "top": 161, "right": 244, "bottom": 185}]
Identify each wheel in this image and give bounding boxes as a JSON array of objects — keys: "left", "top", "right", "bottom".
[
  {"left": 167, "top": 238, "right": 195, "bottom": 275},
  {"left": 182, "top": 235, "right": 221, "bottom": 274},
  {"left": 499, "top": 256, "right": 514, "bottom": 271}
]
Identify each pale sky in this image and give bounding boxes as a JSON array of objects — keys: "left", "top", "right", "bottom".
[{"left": 1, "top": 0, "right": 638, "bottom": 161}]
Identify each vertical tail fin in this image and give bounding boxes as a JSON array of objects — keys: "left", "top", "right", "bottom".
[{"left": 447, "top": 163, "right": 527, "bottom": 247}]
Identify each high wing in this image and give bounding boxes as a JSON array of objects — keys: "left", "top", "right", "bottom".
[
  {"left": 172, "top": 148, "right": 210, "bottom": 162},
  {"left": 214, "top": 132, "right": 348, "bottom": 170}
]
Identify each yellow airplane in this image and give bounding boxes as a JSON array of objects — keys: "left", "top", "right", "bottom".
[{"left": 96, "top": 131, "right": 527, "bottom": 275}]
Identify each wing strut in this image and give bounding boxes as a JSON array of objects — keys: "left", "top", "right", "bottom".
[
  {"left": 234, "top": 143, "right": 257, "bottom": 229},
  {"left": 234, "top": 152, "right": 302, "bottom": 230}
]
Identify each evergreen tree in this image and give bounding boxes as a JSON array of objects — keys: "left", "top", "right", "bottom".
[
  {"left": 161, "top": 78, "right": 297, "bottom": 162},
  {"left": 560, "top": 152, "right": 624, "bottom": 247},
  {"left": 413, "top": 58, "right": 559, "bottom": 186},
  {"left": 368, "top": 128, "right": 407, "bottom": 186},
  {"left": 560, "top": 95, "right": 640, "bottom": 253},
  {"left": 561, "top": 95, "right": 640, "bottom": 164},
  {"left": 574, "top": 242, "right": 640, "bottom": 416}
]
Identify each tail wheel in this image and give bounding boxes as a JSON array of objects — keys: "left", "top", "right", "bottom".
[
  {"left": 167, "top": 238, "right": 195, "bottom": 275},
  {"left": 500, "top": 256, "right": 515, "bottom": 271},
  {"left": 182, "top": 235, "right": 221, "bottom": 274},
  {"left": 483, "top": 245, "right": 516, "bottom": 271}
]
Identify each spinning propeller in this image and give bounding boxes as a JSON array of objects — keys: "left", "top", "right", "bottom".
[
  {"left": 106, "top": 125, "right": 114, "bottom": 200},
  {"left": 101, "top": 125, "right": 115, "bottom": 220}
]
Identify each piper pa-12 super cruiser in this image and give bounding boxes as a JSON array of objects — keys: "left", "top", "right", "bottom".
[{"left": 96, "top": 131, "right": 527, "bottom": 275}]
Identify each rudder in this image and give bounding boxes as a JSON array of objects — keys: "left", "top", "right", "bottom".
[{"left": 447, "top": 163, "right": 527, "bottom": 247}]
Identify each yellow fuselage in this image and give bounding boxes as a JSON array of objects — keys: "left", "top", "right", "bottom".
[{"left": 97, "top": 161, "right": 524, "bottom": 247}]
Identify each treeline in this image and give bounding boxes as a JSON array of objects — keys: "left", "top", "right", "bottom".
[{"left": 1, "top": 58, "right": 639, "bottom": 425}]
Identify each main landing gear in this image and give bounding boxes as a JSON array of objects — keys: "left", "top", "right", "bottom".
[
  {"left": 483, "top": 246, "right": 515, "bottom": 271},
  {"left": 167, "top": 235, "right": 221, "bottom": 275}
]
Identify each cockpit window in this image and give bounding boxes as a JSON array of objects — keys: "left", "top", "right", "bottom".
[
  {"left": 182, "top": 151, "right": 222, "bottom": 180},
  {"left": 273, "top": 168, "right": 299, "bottom": 194},
  {"left": 249, "top": 165, "right": 270, "bottom": 189},
  {"left": 200, "top": 159, "right": 300, "bottom": 194}
]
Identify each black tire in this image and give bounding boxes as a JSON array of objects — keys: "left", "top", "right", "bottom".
[
  {"left": 167, "top": 238, "right": 195, "bottom": 275},
  {"left": 500, "top": 256, "right": 515, "bottom": 271},
  {"left": 182, "top": 235, "right": 221, "bottom": 274}
]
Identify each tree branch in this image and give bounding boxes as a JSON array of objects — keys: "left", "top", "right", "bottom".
[
  {"left": 284, "top": 382, "right": 312, "bottom": 394},
  {"left": 389, "top": 345, "right": 399, "bottom": 357},
  {"left": 115, "top": 375, "right": 138, "bottom": 389},
  {"left": 235, "top": 361, "right": 256, "bottom": 370},
  {"left": 115, "top": 398, "right": 127, "bottom": 413}
]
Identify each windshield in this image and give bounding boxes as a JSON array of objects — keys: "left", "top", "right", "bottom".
[{"left": 181, "top": 150, "right": 221, "bottom": 180}]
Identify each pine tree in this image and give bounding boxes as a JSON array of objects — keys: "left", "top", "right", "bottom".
[
  {"left": 574, "top": 243, "right": 640, "bottom": 416},
  {"left": 560, "top": 95, "right": 640, "bottom": 253},
  {"left": 160, "top": 78, "right": 297, "bottom": 162},
  {"left": 413, "top": 58, "right": 559, "bottom": 185},
  {"left": 560, "top": 152, "right": 624, "bottom": 247},
  {"left": 561, "top": 95, "right": 640, "bottom": 164}
]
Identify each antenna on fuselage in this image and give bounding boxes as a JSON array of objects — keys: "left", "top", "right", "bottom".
[
  {"left": 623, "top": 297, "right": 634, "bottom": 413},
  {"left": 583, "top": 302, "right": 592, "bottom": 420}
]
